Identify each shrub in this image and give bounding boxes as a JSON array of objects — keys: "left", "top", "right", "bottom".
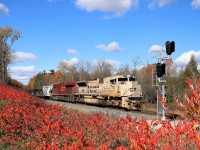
[{"left": 0, "top": 83, "right": 200, "bottom": 149}]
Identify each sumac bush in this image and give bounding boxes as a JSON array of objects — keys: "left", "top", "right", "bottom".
[{"left": 0, "top": 83, "right": 200, "bottom": 149}]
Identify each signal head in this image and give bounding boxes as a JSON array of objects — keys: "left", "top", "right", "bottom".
[{"left": 165, "top": 41, "right": 175, "bottom": 55}]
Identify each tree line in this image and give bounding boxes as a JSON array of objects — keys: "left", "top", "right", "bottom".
[
  {"left": 27, "top": 60, "right": 133, "bottom": 89},
  {"left": 27, "top": 55, "right": 200, "bottom": 104}
]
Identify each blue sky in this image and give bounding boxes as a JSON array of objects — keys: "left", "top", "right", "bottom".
[{"left": 0, "top": 0, "right": 200, "bottom": 85}]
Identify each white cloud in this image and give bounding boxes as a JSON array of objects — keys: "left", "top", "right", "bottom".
[
  {"left": 75, "top": 0, "right": 139, "bottom": 16},
  {"left": 0, "top": 3, "right": 9, "bottom": 14},
  {"left": 149, "top": 45, "right": 163, "bottom": 53},
  {"left": 104, "top": 59, "right": 123, "bottom": 66},
  {"left": 10, "top": 66, "right": 36, "bottom": 73},
  {"left": 96, "top": 41, "right": 122, "bottom": 52},
  {"left": 62, "top": 58, "right": 79, "bottom": 65},
  {"left": 9, "top": 66, "right": 37, "bottom": 85},
  {"left": 69, "top": 57, "right": 79, "bottom": 65},
  {"left": 67, "top": 48, "right": 79, "bottom": 55},
  {"left": 174, "top": 50, "right": 200, "bottom": 68},
  {"left": 91, "top": 59, "right": 122, "bottom": 67},
  {"left": 13, "top": 52, "right": 37, "bottom": 62},
  {"left": 47, "top": 0, "right": 63, "bottom": 2},
  {"left": 148, "top": 0, "right": 177, "bottom": 9},
  {"left": 191, "top": 0, "right": 200, "bottom": 9}
]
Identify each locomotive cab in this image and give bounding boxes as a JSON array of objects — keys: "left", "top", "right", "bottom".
[{"left": 110, "top": 75, "right": 143, "bottom": 110}]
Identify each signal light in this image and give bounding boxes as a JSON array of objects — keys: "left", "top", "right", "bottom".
[
  {"left": 156, "top": 63, "right": 165, "bottom": 77},
  {"left": 165, "top": 41, "right": 175, "bottom": 55},
  {"left": 49, "top": 69, "right": 55, "bottom": 75}
]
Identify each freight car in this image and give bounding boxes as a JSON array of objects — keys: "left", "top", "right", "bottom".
[
  {"left": 48, "top": 75, "right": 143, "bottom": 110},
  {"left": 27, "top": 85, "right": 53, "bottom": 99},
  {"left": 42, "top": 85, "right": 53, "bottom": 99},
  {"left": 27, "top": 88, "right": 43, "bottom": 97}
]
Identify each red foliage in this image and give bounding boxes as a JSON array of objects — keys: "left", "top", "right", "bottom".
[
  {"left": 175, "top": 80, "right": 200, "bottom": 121},
  {"left": 0, "top": 83, "right": 200, "bottom": 149}
]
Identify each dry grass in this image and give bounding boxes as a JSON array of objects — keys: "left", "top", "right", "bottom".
[{"left": 141, "top": 103, "right": 157, "bottom": 112}]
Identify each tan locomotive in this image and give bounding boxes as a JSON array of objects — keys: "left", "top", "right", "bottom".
[{"left": 76, "top": 75, "right": 143, "bottom": 110}]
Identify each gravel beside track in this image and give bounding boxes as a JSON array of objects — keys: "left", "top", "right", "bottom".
[{"left": 44, "top": 100, "right": 157, "bottom": 120}]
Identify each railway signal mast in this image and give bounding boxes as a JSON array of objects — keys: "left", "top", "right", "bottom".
[{"left": 156, "top": 41, "right": 175, "bottom": 120}]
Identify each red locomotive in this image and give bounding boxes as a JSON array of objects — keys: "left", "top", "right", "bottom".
[{"left": 51, "top": 82, "right": 76, "bottom": 102}]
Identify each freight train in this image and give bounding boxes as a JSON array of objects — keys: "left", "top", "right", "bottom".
[{"left": 31, "top": 75, "right": 143, "bottom": 110}]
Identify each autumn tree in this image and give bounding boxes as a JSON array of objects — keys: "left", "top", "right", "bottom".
[
  {"left": 138, "top": 64, "right": 157, "bottom": 103},
  {"left": 7, "top": 78, "right": 25, "bottom": 89},
  {"left": 27, "top": 77, "right": 35, "bottom": 89},
  {"left": 40, "top": 69, "right": 60, "bottom": 85},
  {"left": 91, "top": 60, "right": 114, "bottom": 79},
  {"left": 116, "top": 64, "right": 131, "bottom": 76},
  {"left": 57, "top": 60, "right": 69, "bottom": 82},
  {"left": 68, "top": 64, "right": 79, "bottom": 81},
  {"left": 78, "top": 60, "right": 91, "bottom": 81},
  {"left": 57, "top": 60, "right": 79, "bottom": 82},
  {"left": 0, "top": 26, "right": 21, "bottom": 83},
  {"left": 52, "top": 70, "right": 62, "bottom": 83},
  {"left": 131, "top": 56, "right": 142, "bottom": 78}
]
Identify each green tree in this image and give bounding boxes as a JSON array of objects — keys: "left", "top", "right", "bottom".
[
  {"left": 0, "top": 26, "right": 21, "bottom": 83},
  {"left": 177, "top": 55, "right": 199, "bottom": 100},
  {"left": 184, "top": 55, "right": 198, "bottom": 80},
  {"left": 33, "top": 73, "right": 45, "bottom": 89}
]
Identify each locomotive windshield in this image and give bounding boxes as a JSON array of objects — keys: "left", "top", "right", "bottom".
[
  {"left": 118, "top": 78, "right": 128, "bottom": 82},
  {"left": 77, "top": 82, "right": 87, "bottom": 87}
]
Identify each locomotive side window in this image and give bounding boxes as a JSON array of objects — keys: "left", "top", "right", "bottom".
[
  {"left": 77, "top": 82, "right": 87, "bottom": 87},
  {"left": 110, "top": 79, "right": 116, "bottom": 84},
  {"left": 130, "top": 88, "right": 136, "bottom": 92}
]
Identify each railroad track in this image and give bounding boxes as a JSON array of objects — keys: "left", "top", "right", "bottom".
[
  {"left": 40, "top": 96, "right": 180, "bottom": 121},
  {"left": 43, "top": 99, "right": 158, "bottom": 120}
]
